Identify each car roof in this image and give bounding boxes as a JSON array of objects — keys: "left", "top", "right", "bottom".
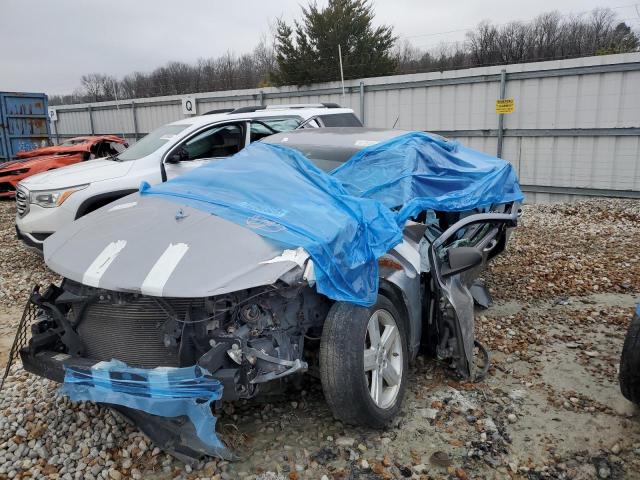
[
  {"left": 168, "top": 105, "right": 357, "bottom": 129},
  {"left": 261, "top": 127, "right": 408, "bottom": 169}
]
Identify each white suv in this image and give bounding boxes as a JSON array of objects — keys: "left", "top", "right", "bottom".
[{"left": 15, "top": 104, "right": 361, "bottom": 251}]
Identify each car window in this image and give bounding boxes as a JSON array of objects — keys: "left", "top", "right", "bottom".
[
  {"left": 250, "top": 118, "right": 302, "bottom": 142},
  {"left": 110, "top": 142, "right": 127, "bottom": 154},
  {"left": 300, "top": 118, "right": 321, "bottom": 129},
  {"left": 182, "top": 124, "right": 243, "bottom": 160},
  {"left": 318, "top": 113, "right": 363, "bottom": 127},
  {"left": 117, "top": 124, "right": 190, "bottom": 161},
  {"left": 249, "top": 123, "right": 273, "bottom": 142},
  {"left": 90, "top": 141, "right": 124, "bottom": 159}
]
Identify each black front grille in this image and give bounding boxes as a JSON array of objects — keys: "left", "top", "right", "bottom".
[
  {"left": 75, "top": 296, "right": 204, "bottom": 368},
  {"left": 16, "top": 187, "right": 28, "bottom": 216}
]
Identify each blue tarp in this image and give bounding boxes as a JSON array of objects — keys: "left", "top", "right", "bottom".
[
  {"left": 140, "top": 142, "right": 402, "bottom": 306},
  {"left": 59, "top": 360, "right": 226, "bottom": 453},
  {"left": 140, "top": 132, "right": 522, "bottom": 306},
  {"left": 332, "top": 132, "right": 524, "bottom": 226}
]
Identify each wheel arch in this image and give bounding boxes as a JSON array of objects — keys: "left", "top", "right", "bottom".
[
  {"left": 378, "top": 278, "right": 421, "bottom": 361},
  {"left": 74, "top": 189, "right": 138, "bottom": 219}
]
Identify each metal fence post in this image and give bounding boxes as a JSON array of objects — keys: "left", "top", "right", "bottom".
[
  {"left": 496, "top": 69, "right": 506, "bottom": 158},
  {"left": 52, "top": 121, "right": 59, "bottom": 145},
  {"left": 258, "top": 90, "right": 264, "bottom": 106},
  {"left": 87, "top": 105, "right": 95, "bottom": 135},
  {"left": 131, "top": 101, "right": 139, "bottom": 141},
  {"left": 359, "top": 81, "right": 365, "bottom": 125}
]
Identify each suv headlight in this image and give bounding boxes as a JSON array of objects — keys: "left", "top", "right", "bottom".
[{"left": 29, "top": 184, "right": 89, "bottom": 208}]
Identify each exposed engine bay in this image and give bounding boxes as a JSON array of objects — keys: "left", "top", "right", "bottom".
[{"left": 21, "top": 279, "right": 334, "bottom": 400}]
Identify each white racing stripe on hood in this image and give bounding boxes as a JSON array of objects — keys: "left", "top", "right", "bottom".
[
  {"left": 141, "top": 243, "right": 190, "bottom": 296},
  {"left": 82, "top": 240, "right": 127, "bottom": 287},
  {"left": 108, "top": 202, "right": 137, "bottom": 212}
]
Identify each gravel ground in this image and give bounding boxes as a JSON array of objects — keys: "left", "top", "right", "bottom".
[
  {"left": 0, "top": 198, "right": 639, "bottom": 479},
  {"left": 0, "top": 201, "right": 60, "bottom": 309}
]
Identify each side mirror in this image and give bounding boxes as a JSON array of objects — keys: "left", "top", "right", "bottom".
[
  {"left": 166, "top": 147, "right": 188, "bottom": 164},
  {"left": 441, "top": 247, "right": 483, "bottom": 278}
]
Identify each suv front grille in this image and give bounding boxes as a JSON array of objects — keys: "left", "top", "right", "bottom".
[{"left": 16, "top": 187, "right": 29, "bottom": 217}]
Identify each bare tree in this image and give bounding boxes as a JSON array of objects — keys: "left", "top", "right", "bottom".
[{"left": 50, "top": 8, "right": 638, "bottom": 105}]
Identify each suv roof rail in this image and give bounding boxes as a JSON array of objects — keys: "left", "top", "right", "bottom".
[
  {"left": 229, "top": 103, "right": 344, "bottom": 114},
  {"left": 264, "top": 103, "right": 343, "bottom": 110},
  {"left": 203, "top": 108, "right": 235, "bottom": 115},
  {"left": 230, "top": 105, "right": 267, "bottom": 114}
]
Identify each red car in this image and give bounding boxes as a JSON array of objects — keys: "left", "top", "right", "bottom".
[{"left": 0, "top": 136, "right": 128, "bottom": 198}]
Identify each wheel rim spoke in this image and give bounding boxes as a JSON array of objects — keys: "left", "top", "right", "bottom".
[
  {"left": 380, "top": 325, "right": 397, "bottom": 351},
  {"left": 370, "top": 369, "right": 382, "bottom": 404},
  {"left": 363, "top": 349, "right": 377, "bottom": 371},
  {"left": 364, "top": 308, "right": 403, "bottom": 409},
  {"left": 382, "top": 363, "right": 401, "bottom": 387},
  {"left": 367, "top": 313, "right": 381, "bottom": 348}
]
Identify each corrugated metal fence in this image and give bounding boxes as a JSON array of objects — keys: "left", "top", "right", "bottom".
[{"left": 50, "top": 52, "right": 640, "bottom": 202}]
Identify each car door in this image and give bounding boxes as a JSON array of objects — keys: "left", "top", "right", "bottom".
[
  {"left": 163, "top": 122, "right": 247, "bottom": 180},
  {"left": 424, "top": 205, "right": 520, "bottom": 380}
]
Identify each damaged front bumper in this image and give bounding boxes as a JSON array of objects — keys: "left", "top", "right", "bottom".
[
  {"left": 19, "top": 350, "right": 235, "bottom": 462},
  {"left": 8, "top": 288, "right": 238, "bottom": 462},
  {"left": 20, "top": 349, "right": 236, "bottom": 462},
  {"left": 8, "top": 279, "right": 322, "bottom": 462}
]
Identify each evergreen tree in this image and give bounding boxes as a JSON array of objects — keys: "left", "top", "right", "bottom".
[{"left": 274, "top": 0, "right": 396, "bottom": 85}]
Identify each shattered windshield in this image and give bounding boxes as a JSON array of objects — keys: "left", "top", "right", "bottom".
[{"left": 116, "top": 124, "right": 190, "bottom": 161}]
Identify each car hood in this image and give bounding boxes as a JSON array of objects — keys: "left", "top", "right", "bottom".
[
  {"left": 44, "top": 194, "right": 303, "bottom": 297},
  {"left": 20, "top": 158, "right": 133, "bottom": 190}
]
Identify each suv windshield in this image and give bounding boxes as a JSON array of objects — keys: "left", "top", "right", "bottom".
[{"left": 117, "top": 124, "right": 190, "bottom": 161}]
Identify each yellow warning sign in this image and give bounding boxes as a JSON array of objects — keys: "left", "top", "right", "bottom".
[{"left": 495, "top": 98, "right": 515, "bottom": 114}]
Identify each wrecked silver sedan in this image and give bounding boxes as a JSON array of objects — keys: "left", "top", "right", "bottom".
[{"left": 10, "top": 128, "right": 523, "bottom": 461}]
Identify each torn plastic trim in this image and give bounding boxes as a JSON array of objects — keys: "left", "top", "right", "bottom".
[
  {"left": 59, "top": 360, "right": 232, "bottom": 459},
  {"left": 260, "top": 247, "right": 317, "bottom": 285},
  {"left": 260, "top": 247, "right": 309, "bottom": 269}
]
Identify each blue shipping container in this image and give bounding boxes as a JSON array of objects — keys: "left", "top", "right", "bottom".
[{"left": 0, "top": 92, "right": 51, "bottom": 162}]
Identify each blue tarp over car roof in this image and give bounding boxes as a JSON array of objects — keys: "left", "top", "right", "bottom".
[
  {"left": 332, "top": 131, "right": 524, "bottom": 226},
  {"left": 140, "top": 132, "right": 523, "bottom": 306}
]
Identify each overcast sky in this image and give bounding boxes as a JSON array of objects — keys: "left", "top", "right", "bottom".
[{"left": 1, "top": 0, "right": 638, "bottom": 94}]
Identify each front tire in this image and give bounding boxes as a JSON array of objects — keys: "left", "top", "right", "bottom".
[
  {"left": 319, "top": 295, "right": 408, "bottom": 428},
  {"left": 620, "top": 308, "right": 640, "bottom": 404}
]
